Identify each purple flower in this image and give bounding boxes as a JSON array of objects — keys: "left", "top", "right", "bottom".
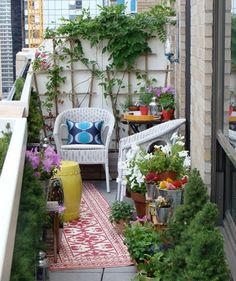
[
  {"left": 26, "top": 145, "right": 61, "bottom": 180},
  {"left": 162, "top": 86, "right": 175, "bottom": 94},
  {"left": 26, "top": 149, "right": 40, "bottom": 169},
  {"left": 43, "top": 158, "right": 54, "bottom": 173},
  {"left": 34, "top": 171, "right": 41, "bottom": 178},
  {"left": 58, "top": 205, "right": 65, "bottom": 214},
  {"left": 155, "top": 88, "right": 162, "bottom": 97}
]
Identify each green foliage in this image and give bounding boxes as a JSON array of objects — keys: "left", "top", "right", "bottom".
[
  {"left": 109, "top": 201, "right": 134, "bottom": 223},
  {"left": 139, "top": 91, "right": 154, "bottom": 106},
  {"left": 158, "top": 92, "right": 175, "bottom": 110},
  {"left": 44, "top": 65, "right": 66, "bottom": 110},
  {"left": 0, "top": 123, "right": 12, "bottom": 174},
  {"left": 45, "top": 4, "right": 175, "bottom": 70},
  {"left": 120, "top": 95, "right": 134, "bottom": 112},
  {"left": 14, "top": 78, "right": 25, "bottom": 101},
  {"left": 166, "top": 169, "right": 209, "bottom": 245},
  {"left": 123, "top": 222, "right": 160, "bottom": 264},
  {"left": 10, "top": 161, "right": 48, "bottom": 281},
  {"left": 38, "top": 4, "right": 175, "bottom": 140},
  {"left": 138, "top": 143, "right": 188, "bottom": 177},
  {"left": 27, "top": 89, "right": 44, "bottom": 143},
  {"left": 161, "top": 203, "right": 230, "bottom": 281},
  {"left": 132, "top": 252, "right": 165, "bottom": 280},
  {"left": 232, "top": 15, "right": 236, "bottom": 70}
]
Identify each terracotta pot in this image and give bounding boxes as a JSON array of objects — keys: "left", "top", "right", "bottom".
[
  {"left": 128, "top": 105, "right": 140, "bottom": 111},
  {"left": 140, "top": 105, "right": 149, "bottom": 115},
  {"left": 113, "top": 220, "right": 126, "bottom": 235},
  {"left": 162, "top": 109, "right": 175, "bottom": 120},
  {"left": 131, "top": 192, "right": 147, "bottom": 217},
  {"left": 131, "top": 192, "right": 146, "bottom": 203}
]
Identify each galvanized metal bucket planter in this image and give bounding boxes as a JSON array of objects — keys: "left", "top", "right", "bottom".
[
  {"left": 156, "top": 207, "right": 172, "bottom": 225},
  {"left": 158, "top": 188, "right": 183, "bottom": 208},
  {"left": 145, "top": 183, "right": 157, "bottom": 201}
]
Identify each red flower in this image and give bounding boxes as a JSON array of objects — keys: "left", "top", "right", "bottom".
[
  {"left": 145, "top": 172, "right": 161, "bottom": 183},
  {"left": 172, "top": 180, "right": 182, "bottom": 188},
  {"left": 182, "top": 176, "right": 188, "bottom": 184}
]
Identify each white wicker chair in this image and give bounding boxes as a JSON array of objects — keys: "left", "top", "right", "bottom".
[
  {"left": 53, "top": 107, "right": 115, "bottom": 193},
  {"left": 116, "top": 118, "right": 186, "bottom": 201}
]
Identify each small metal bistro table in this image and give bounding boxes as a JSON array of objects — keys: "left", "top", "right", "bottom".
[{"left": 120, "top": 114, "right": 164, "bottom": 134}]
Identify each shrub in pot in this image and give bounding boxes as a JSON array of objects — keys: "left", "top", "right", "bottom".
[
  {"left": 123, "top": 221, "right": 160, "bottom": 265},
  {"left": 109, "top": 201, "right": 135, "bottom": 234},
  {"left": 160, "top": 202, "right": 230, "bottom": 281},
  {"left": 165, "top": 168, "right": 209, "bottom": 245}
]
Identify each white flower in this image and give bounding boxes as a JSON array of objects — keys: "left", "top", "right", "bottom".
[
  {"left": 176, "top": 140, "right": 185, "bottom": 146},
  {"left": 170, "top": 132, "right": 178, "bottom": 143},
  {"left": 126, "top": 144, "right": 141, "bottom": 161},
  {"left": 183, "top": 156, "right": 191, "bottom": 168},
  {"left": 171, "top": 133, "right": 184, "bottom": 145},
  {"left": 178, "top": 150, "right": 188, "bottom": 158},
  {"left": 160, "top": 144, "right": 171, "bottom": 155}
]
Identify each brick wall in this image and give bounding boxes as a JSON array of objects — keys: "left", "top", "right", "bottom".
[
  {"left": 190, "top": 0, "right": 213, "bottom": 186},
  {"left": 137, "top": 0, "right": 162, "bottom": 12},
  {"left": 174, "top": 0, "right": 186, "bottom": 119}
]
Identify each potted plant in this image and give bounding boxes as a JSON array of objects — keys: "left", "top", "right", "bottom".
[
  {"left": 121, "top": 145, "right": 148, "bottom": 217},
  {"left": 109, "top": 201, "right": 135, "bottom": 234},
  {"left": 158, "top": 176, "right": 188, "bottom": 208},
  {"left": 154, "top": 196, "right": 172, "bottom": 224},
  {"left": 138, "top": 133, "right": 191, "bottom": 181},
  {"left": 26, "top": 144, "right": 61, "bottom": 199},
  {"left": 121, "top": 95, "right": 140, "bottom": 112},
  {"left": 156, "top": 86, "right": 175, "bottom": 120},
  {"left": 137, "top": 77, "right": 156, "bottom": 115},
  {"left": 139, "top": 90, "right": 154, "bottom": 115},
  {"left": 131, "top": 252, "right": 165, "bottom": 281},
  {"left": 123, "top": 221, "right": 160, "bottom": 265}
]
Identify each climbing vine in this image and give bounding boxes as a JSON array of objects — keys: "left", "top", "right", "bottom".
[
  {"left": 33, "top": 4, "right": 175, "bottom": 144},
  {"left": 46, "top": 4, "right": 175, "bottom": 70}
]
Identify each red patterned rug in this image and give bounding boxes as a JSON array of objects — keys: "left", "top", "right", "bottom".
[{"left": 48, "top": 182, "right": 133, "bottom": 270}]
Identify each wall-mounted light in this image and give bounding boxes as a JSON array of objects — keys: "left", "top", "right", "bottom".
[{"left": 164, "top": 15, "right": 179, "bottom": 63}]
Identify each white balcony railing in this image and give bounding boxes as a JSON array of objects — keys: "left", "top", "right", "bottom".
[
  {"left": 0, "top": 49, "right": 33, "bottom": 281},
  {"left": 0, "top": 118, "right": 27, "bottom": 281}
]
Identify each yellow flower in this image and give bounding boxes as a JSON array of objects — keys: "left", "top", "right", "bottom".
[
  {"left": 166, "top": 178, "right": 174, "bottom": 183},
  {"left": 159, "top": 181, "right": 167, "bottom": 189}
]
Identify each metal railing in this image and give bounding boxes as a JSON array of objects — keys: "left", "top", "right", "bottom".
[{"left": 6, "top": 59, "right": 31, "bottom": 101}]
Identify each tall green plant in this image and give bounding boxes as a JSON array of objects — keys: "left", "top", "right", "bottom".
[
  {"left": 160, "top": 203, "right": 230, "bottom": 281},
  {"left": 165, "top": 169, "right": 209, "bottom": 245},
  {"left": 27, "top": 89, "right": 44, "bottom": 143},
  {"left": 10, "top": 161, "right": 47, "bottom": 281},
  {"left": 232, "top": 15, "right": 236, "bottom": 70},
  {"left": 13, "top": 77, "right": 25, "bottom": 101}
]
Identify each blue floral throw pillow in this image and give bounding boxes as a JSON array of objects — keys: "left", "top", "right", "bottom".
[{"left": 66, "top": 120, "right": 104, "bottom": 145}]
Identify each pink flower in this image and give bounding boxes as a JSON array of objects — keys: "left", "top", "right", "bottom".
[
  {"left": 26, "top": 145, "right": 61, "bottom": 180},
  {"left": 35, "top": 50, "right": 41, "bottom": 58}
]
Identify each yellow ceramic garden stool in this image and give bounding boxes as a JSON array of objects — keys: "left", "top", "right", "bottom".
[{"left": 56, "top": 160, "right": 82, "bottom": 222}]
